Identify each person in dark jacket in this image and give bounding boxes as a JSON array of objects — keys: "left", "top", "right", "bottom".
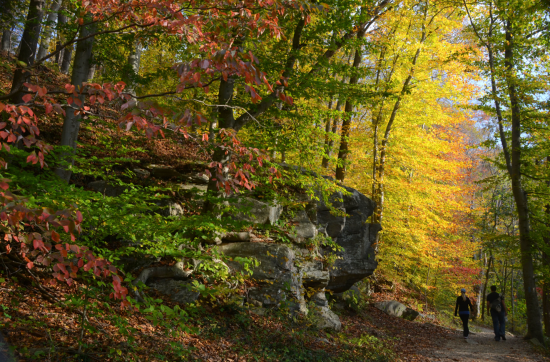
[
  {"left": 455, "top": 288, "right": 474, "bottom": 339},
  {"left": 487, "top": 285, "right": 508, "bottom": 341}
]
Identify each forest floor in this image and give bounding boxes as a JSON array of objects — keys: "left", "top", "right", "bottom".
[{"left": 419, "top": 325, "right": 548, "bottom": 361}]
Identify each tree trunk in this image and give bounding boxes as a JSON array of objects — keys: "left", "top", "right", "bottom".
[
  {"left": 125, "top": 39, "right": 142, "bottom": 95},
  {"left": 87, "top": 62, "right": 96, "bottom": 81},
  {"left": 335, "top": 29, "right": 365, "bottom": 182},
  {"left": 543, "top": 254, "right": 550, "bottom": 337},
  {"left": 8, "top": 0, "right": 45, "bottom": 104},
  {"left": 60, "top": 43, "right": 73, "bottom": 74},
  {"left": 543, "top": 159, "right": 550, "bottom": 337},
  {"left": 373, "top": 22, "right": 427, "bottom": 223},
  {"left": 321, "top": 99, "right": 342, "bottom": 169},
  {"left": 475, "top": 251, "right": 486, "bottom": 318},
  {"left": 1, "top": 29, "right": 11, "bottom": 53},
  {"left": 504, "top": 20, "right": 544, "bottom": 343},
  {"left": 36, "top": 0, "right": 61, "bottom": 61},
  {"left": 481, "top": 255, "right": 493, "bottom": 321},
  {"left": 55, "top": 16, "right": 96, "bottom": 182},
  {"left": 0, "top": 0, "right": 16, "bottom": 53},
  {"left": 54, "top": 7, "right": 67, "bottom": 66}
]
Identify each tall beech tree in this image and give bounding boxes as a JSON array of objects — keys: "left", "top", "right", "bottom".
[{"left": 464, "top": 0, "right": 548, "bottom": 343}]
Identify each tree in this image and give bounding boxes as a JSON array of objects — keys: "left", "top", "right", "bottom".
[
  {"left": 55, "top": 15, "right": 96, "bottom": 182},
  {"left": 36, "top": 0, "right": 62, "bottom": 61},
  {"left": 8, "top": 0, "right": 45, "bottom": 104},
  {"left": 464, "top": 0, "right": 548, "bottom": 343}
]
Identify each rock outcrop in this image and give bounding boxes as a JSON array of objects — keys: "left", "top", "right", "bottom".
[
  {"left": 134, "top": 181, "right": 380, "bottom": 331},
  {"left": 317, "top": 186, "right": 379, "bottom": 293}
]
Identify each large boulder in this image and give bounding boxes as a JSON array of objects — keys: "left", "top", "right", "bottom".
[
  {"left": 218, "top": 242, "right": 301, "bottom": 307},
  {"left": 375, "top": 300, "right": 419, "bottom": 321},
  {"left": 318, "top": 185, "right": 380, "bottom": 293}
]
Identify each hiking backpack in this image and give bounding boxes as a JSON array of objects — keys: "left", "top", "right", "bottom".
[{"left": 490, "top": 294, "right": 502, "bottom": 313}]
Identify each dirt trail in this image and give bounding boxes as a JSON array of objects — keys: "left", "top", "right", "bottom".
[{"left": 418, "top": 326, "right": 548, "bottom": 361}]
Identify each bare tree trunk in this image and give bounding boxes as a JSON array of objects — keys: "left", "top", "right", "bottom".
[
  {"left": 475, "top": 251, "right": 487, "bottom": 318},
  {"left": 0, "top": 0, "right": 16, "bottom": 53},
  {"left": 54, "top": 7, "right": 67, "bottom": 66},
  {"left": 55, "top": 15, "right": 96, "bottom": 182},
  {"left": 125, "top": 39, "right": 142, "bottom": 95},
  {"left": 543, "top": 161, "right": 550, "bottom": 337},
  {"left": 1, "top": 29, "right": 11, "bottom": 53},
  {"left": 8, "top": 0, "right": 45, "bottom": 104},
  {"left": 481, "top": 255, "right": 493, "bottom": 321},
  {"left": 87, "top": 62, "right": 96, "bottom": 81},
  {"left": 321, "top": 99, "right": 342, "bottom": 169},
  {"left": 60, "top": 43, "right": 73, "bottom": 74},
  {"left": 543, "top": 255, "right": 550, "bottom": 337},
  {"left": 511, "top": 267, "right": 515, "bottom": 332},
  {"left": 335, "top": 29, "right": 365, "bottom": 182},
  {"left": 36, "top": 0, "right": 61, "bottom": 61}
]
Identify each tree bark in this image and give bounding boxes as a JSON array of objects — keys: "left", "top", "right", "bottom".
[
  {"left": 54, "top": 7, "right": 67, "bottom": 66},
  {"left": 36, "top": 0, "right": 61, "bottom": 61},
  {"left": 321, "top": 99, "right": 342, "bottom": 169},
  {"left": 543, "top": 158, "right": 550, "bottom": 337},
  {"left": 60, "top": 43, "right": 73, "bottom": 74},
  {"left": 8, "top": 0, "right": 45, "bottom": 104},
  {"left": 504, "top": 20, "right": 544, "bottom": 343},
  {"left": 55, "top": 16, "right": 96, "bottom": 182},
  {"left": 335, "top": 28, "right": 365, "bottom": 182},
  {"left": 1, "top": 29, "right": 11, "bottom": 53},
  {"left": 0, "top": 0, "right": 16, "bottom": 53},
  {"left": 543, "top": 253, "right": 550, "bottom": 337},
  {"left": 125, "top": 39, "right": 142, "bottom": 94},
  {"left": 481, "top": 255, "right": 493, "bottom": 321}
]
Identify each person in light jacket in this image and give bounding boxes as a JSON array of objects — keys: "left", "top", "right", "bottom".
[{"left": 455, "top": 288, "right": 474, "bottom": 339}]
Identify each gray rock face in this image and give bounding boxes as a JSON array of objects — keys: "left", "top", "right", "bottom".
[
  {"left": 318, "top": 186, "right": 380, "bottom": 293},
  {"left": 146, "top": 279, "right": 200, "bottom": 304},
  {"left": 375, "top": 300, "right": 419, "bottom": 321},
  {"left": 300, "top": 260, "right": 329, "bottom": 289},
  {"left": 217, "top": 242, "right": 342, "bottom": 330},
  {"left": 218, "top": 242, "right": 301, "bottom": 307},
  {"left": 227, "top": 198, "right": 282, "bottom": 225},
  {"left": 290, "top": 210, "right": 318, "bottom": 241}
]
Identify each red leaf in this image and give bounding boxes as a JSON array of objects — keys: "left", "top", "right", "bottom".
[
  {"left": 51, "top": 230, "right": 60, "bottom": 242},
  {"left": 22, "top": 94, "right": 33, "bottom": 103}
]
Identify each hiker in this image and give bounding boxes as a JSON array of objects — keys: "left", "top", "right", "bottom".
[
  {"left": 487, "top": 285, "right": 508, "bottom": 341},
  {"left": 455, "top": 288, "right": 474, "bottom": 339}
]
